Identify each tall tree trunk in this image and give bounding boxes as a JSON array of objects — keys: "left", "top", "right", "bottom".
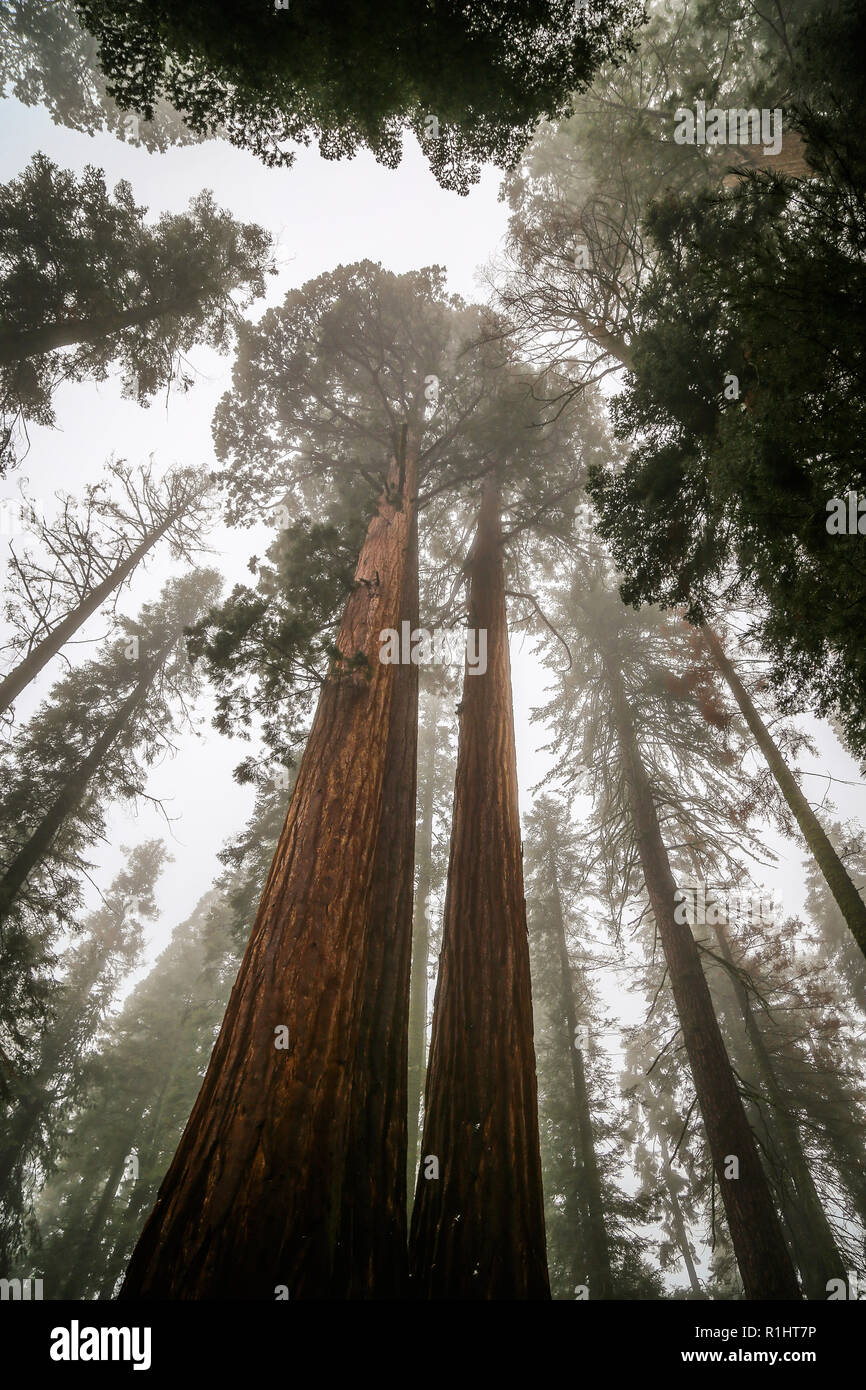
[
  {"left": 0, "top": 509, "right": 180, "bottom": 716},
  {"left": 120, "top": 446, "right": 419, "bottom": 1300},
  {"left": 603, "top": 647, "right": 801, "bottom": 1300},
  {"left": 337, "top": 467, "right": 419, "bottom": 1298},
  {"left": 549, "top": 868, "right": 614, "bottom": 1298},
  {"left": 0, "top": 295, "right": 202, "bottom": 366},
  {"left": 708, "top": 913, "right": 846, "bottom": 1299},
  {"left": 100, "top": 1184, "right": 153, "bottom": 1301},
  {"left": 406, "top": 705, "right": 437, "bottom": 1202},
  {"left": 0, "top": 659, "right": 161, "bottom": 927},
  {"left": 703, "top": 625, "right": 866, "bottom": 961},
  {"left": 409, "top": 474, "right": 550, "bottom": 1300}
]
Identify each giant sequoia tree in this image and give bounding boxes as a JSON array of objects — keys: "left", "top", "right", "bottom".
[
  {"left": 119, "top": 265, "right": 507, "bottom": 1297},
  {"left": 73, "top": 0, "right": 642, "bottom": 191},
  {"left": 121, "top": 257, "right": 583, "bottom": 1298},
  {"left": 122, "top": 444, "right": 419, "bottom": 1300},
  {"left": 409, "top": 474, "right": 550, "bottom": 1299}
]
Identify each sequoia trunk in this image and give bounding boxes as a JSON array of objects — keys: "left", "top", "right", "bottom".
[
  {"left": 337, "top": 473, "right": 419, "bottom": 1297},
  {"left": 409, "top": 474, "right": 550, "bottom": 1299},
  {"left": 121, "top": 446, "right": 418, "bottom": 1300},
  {"left": 406, "top": 709, "right": 437, "bottom": 1199}
]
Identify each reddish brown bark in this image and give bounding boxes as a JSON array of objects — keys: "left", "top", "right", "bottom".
[
  {"left": 337, "top": 477, "right": 419, "bottom": 1298},
  {"left": 120, "top": 446, "right": 419, "bottom": 1300},
  {"left": 409, "top": 475, "right": 550, "bottom": 1299},
  {"left": 603, "top": 648, "right": 801, "bottom": 1300},
  {"left": 406, "top": 706, "right": 438, "bottom": 1199}
]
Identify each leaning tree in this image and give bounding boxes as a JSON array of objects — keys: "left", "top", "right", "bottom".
[{"left": 0, "top": 154, "right": 274, "bottom": 470}]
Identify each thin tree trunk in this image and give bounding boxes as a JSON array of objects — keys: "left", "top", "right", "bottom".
[
  {"left": 337, "top": 458, "right": 419, "bottom": 1298},
  {"left": 100, "top": 1184, "right": 152, "bottom": 1301},
  {"left": 0, "top": 295, "right": 202, "bottom": 366},
  {"left": 603, "top": 648, "right": 801, "bottom": 1300},
  {"left": 105, "top": 997, "right": 197, "bottom": 1299},
  {"left": 709, "top": 914, "right": 846, "bottom": 1298},
  {"left": 549, "top": 868, "right": 614, "bottom": 1298},
  {"left": 120, "top": 446, "right": 419, "bottom": 1300},
  {"left": 60, "top": 1147, "right": 129, "bottom": 1298},
  {"left": 0, "top": 929, "right": 129, "bottom": 1194},
  {"left": 703, "top": 625, "right": 866, "bottom": 961},
  {"left": 0, "top": 510, "right": 180, "bottom": 716},
  {"left": 409, "top": 474, "right": 550, "bottom": 1299},
  {"left": 406, "top": 706, "right": 437, "bottom": 1202},
  {"left": 651, "top": 1115, "right": 706, "bottom": 1298},
  {"left": 0, "top": 659, "right": 161, "bottom": 927}
]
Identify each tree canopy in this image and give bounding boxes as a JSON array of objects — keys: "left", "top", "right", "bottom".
[{"left": 73, "top": 0, "right": 642, "bottom": 191}]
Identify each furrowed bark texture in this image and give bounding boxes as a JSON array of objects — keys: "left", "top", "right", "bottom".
[
  {"left": 337, "top": 478, "right": 419, "bottom": 1298},
  {"left": 604, "top": 650, "right": 801, "bottom": 1301},
  {"left": 703, "top": 625, "right": 866, "bottom": 962},
  {"left": 120, "top": 450, "right": 418, "bottom": 1300},
  {"left": 406, "top": 721, "right": 436, "bottom": 1200},
  {"left": 409, "top": 476, "right": 550, "bottom": 1300}
]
